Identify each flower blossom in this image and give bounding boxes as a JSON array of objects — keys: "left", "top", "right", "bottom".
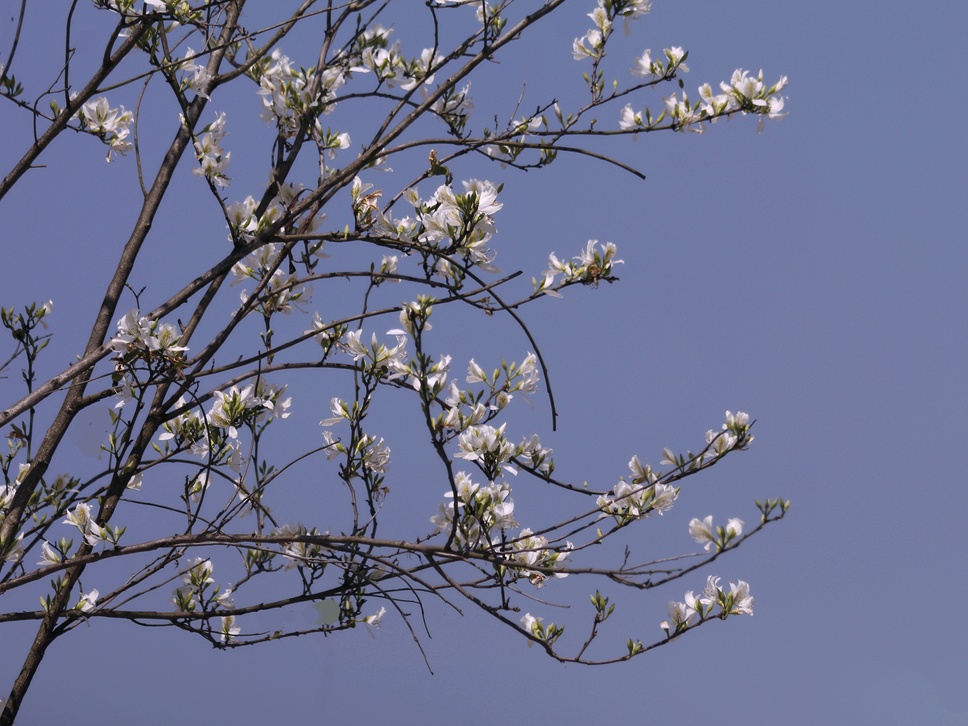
[
  {"left": 219, "top": 615, "right": 241, "bottom": 643},
  {"left": 179, "top": 47, "right": 212, "bottom": 98},
  {"left": 339, "top": 329, "right": 408, "bottom": 379},
  {"left": 538, "top": 240, "right": 623, "bottom": 296},
  {"left": 191, "top": 112, "right": 230, "bottom": 187},
  {"left": 502, "top": 529, "right": 571, "bottom": 586},
  {"left": 76, "top": 95, "right": 133, "bottom": 160},
  {"left": 258, "top": 49, "right": 346, "bottom": 138},
  {"left": 661, "top": 576, "right": 754, "bottom": 635},
  {"left": 111, "top": 309, "right": 188, "bottom": 361},
  {"left": 456, "top": 423, "right": 516, "bottom": 478},
  {"left": 77, "top": 588, "right": 100, "bottom": 613},
  {"left": 689, "top": 515, "right": 744, "bottom": 552},
  {"left": 408, "top": 179, "right": 502, "bottom": 273},
  {"left": 61, "top": 502, "right": 107, "bottom": 547},
  {"left": 430, "top": 473, "right": 516, "bottom": 549}
]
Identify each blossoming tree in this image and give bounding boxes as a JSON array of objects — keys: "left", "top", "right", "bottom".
[{"left": 0, "top": 0, "right": 789, "bottom": 721}]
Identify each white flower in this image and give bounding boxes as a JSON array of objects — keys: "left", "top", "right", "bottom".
[
  {"left": 430, "top": 82, "right": 473, "bottom": 125},
  {"left": 728, "top": 580, "right": 754, "bottom": 615},
  {"left": 320, "top": 397, "right": 350, "bottom": 426},
  {"left": 572, "top": 29, "right": 603, "bottom": 61},
  {"left": 688, "top": 515, "right": 716, "bottom": 551},
  {"left": 650, "top": 482, "right": 678, "bottom": 514},
  {"left": 321, "top": 430, "right": 344, "bottom": 459},
  {"left": 76, "top": 96, "right": 133, "bottom": 160},
  {"left": 466, "top": 359, "right": 488, "bottom": 384},
  {"left": 339, "top": 329, "right": 408, "bottom": 378},
  {"left": 689, "top": 515, "right": 743, "bottom": 552},
  {"left": 180, "top": 47, "right": 212, "bottom": 98},
  {"left": 456, "top": 423, "right": 515, "bottom": 475},
  {"left": 726, "top": 517, "right": 744, "bottom": 539},
  {"left": 219, "top": 614, "right": 241, "bottom": 643},
  {"left": 208, "top": 384, "right": 261, "bottom": 439},
  {"left": 2, "top": 532, "right": 23, "bottom": 563},
  {"left": 182, "top": 557, "right": 215, "bottom": 587},
  {"left": 618, "top": 0, "right": 652, "bottom": 20},
  {"left": 111, "top": 309, "right": 187, "bottom": 358},
  {"left": 62, "top": 502, "right": 93, "bottom": 534},
  {"left": 520, "top": 612, "right": 540, "bottom": 643},
  {"left": 38, "top": 541, "right": 62, "bottom": 566},
  {"left": 516, "top": 353, "right": 540, "bottom": 394},
  {"left": 703, "top": 575, "right": 723, "bottom": 603},
  {"left": 660, "top": 599, "right": 698, "bottom": 635},
  {"left": 77, "top": 588, "right": 99, "bottom": 612},
  {"left": 361, "top": 436, "right": 391, "bottom": 473},
  {"left": 363, "top": 606, "right": 386, "bottom": 628},
  {"left": 664, "top": 46, "right": 689, "bottom": 73},
  {"left": 504, "top": 528, "right": 571, "bottom": 586},
  {"left": 462, "top": 178, "right": 502, "bottom": 215},
  {"left": 631, "top": 49, "right": 660, "bottom": 78},
  {"left": 664, "top": 91, "right": 701, "bottom": 132},
  {"left": 619, "top": 104, "right": 643, "bottom": 131}
]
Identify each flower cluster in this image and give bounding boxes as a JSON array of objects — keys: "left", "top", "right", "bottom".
[
  {"left": 572, "top": 6, "right": 608, "bottom": 61},
  {"left": 515, "top": 433, "right": 554, "bottom": 475},
  {"left": 597, "top": 456, "right": 679, "bottom": 525},
  {"left": 209, "top": 382, "right": 291, "bottom": 439},
  {"left": 621, "top": 70, "right": 787, "bottom": 133},
  {"left": 439, "top": 383, "right": 489, "bottom": 431},
  {"left": 337, "top": 329, "right": 408, "bottom": 380},
  {"left": 191, "top": 112, "right": 230, "bottom": 188},
  {"left": 111, "top": 310, "right": 188, "bottom": 406},
  {"left": 351, "top": 176, "right": 504, "bottom": 279},
  {"left": 256, "top": 49, "right": 346, "bottom": 139},
  {"left": 355, "top": 25, "right": 441, "bottom": 91},
  {"left": 231, "top": 242, "right": 313, "bottom": 315},
  {"left": 171, "top": 557, "right": 233, "bottom": 615},
  {"left": 158, "top": 397, "right": 206, "bottom": 449},
  {"left": 535, "top": 240, "right": 623, "bottom": 296},
  {"left": 704, "top": 410, "right": 754, "bottom": 458},
  {"left": 660, "top": 576, "right": 754, "bottom": 636},
  {"left": 501, "top": 529, "right": 572, "bottom": 586},
  {"left": 429, "top": 82, "right": 474, "bottom": 132},
  {"left": 225, "top": 185, "right": 327, "bottom": 246},
  {"left": 699, "top": 69, "right": 788, "bottom": 128},
  {"left": 320, "top": 425, "right": 392, "bottom": 477},
  {"left": 111, "top": 309, "right": 187, "bottom": 363},
  {"left": 429, "top": 472, "right": 516, "bottom": 550},
  {"left": 573, "top": 0, "right": 653, "bottom": 61},
  {"left": 75, "top": 95, "right": 133, "bottom": 161},
  {"left": 455, "top": 423, "right": 516, "bottom": 480},
  {"left": 158, "top": 383, "right": 290, "bottom": 474},
  {"left": 659, "top": 409, "right": 755, "bottom": 474},
  {"left": 466, "top": 353, "right": 540, "bottom": 396},
  {"left": 408, "top": 179, "right": 502, "bottom": 272}
]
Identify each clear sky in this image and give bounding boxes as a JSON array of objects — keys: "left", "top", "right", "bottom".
[{"left": 1, "top": 1, "right": 966, "bottom": 724}]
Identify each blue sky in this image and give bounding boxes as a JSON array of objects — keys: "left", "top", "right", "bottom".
[{"left": 1, "top": 1, "right": 966, "bottom": 724}]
